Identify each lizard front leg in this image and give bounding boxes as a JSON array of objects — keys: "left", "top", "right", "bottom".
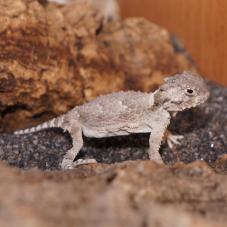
[{"left": 147, "top": 113, "right": 170, "bottom": 164}]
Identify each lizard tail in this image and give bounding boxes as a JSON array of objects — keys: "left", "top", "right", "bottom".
[{"left": 14, "top": 116, "right": 65, "bottom": 135}]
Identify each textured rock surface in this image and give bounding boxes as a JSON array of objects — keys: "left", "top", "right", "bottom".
[
  {"left": 0, "top": 160, "right": 227, "bottom": 227},
  {"left": 0, "top": 0, "right": 195, "bottom": 132}
]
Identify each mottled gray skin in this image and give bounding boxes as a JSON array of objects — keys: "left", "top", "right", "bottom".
[{"left": 14, "top": 72, "right": 210, "bottom": 169}]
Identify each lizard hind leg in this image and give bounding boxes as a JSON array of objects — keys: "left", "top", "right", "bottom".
[
  {"left": 61, "top": 123, "right": 97, "bottom": 169},
  {"left": 60, "top": 121, "right": 83, "bottom": 169}
]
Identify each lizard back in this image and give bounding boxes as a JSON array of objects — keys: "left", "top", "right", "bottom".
[{"left": 77, "top": 91, "right": 154, "bottom": 128}]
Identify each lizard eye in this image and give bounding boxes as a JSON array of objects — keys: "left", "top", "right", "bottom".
[{"left": 186, "top": 88, "right": 195, "bottom": 96}]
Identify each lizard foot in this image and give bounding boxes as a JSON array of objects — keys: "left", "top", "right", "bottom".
[
  {"left": 61, "top": 158, "right": 97, "bottom": 169},
  {"left": 61, "top": 158, "right": 75, "bottom": 169},
  {"left": 73, "top": 158, "right": 97, "bottom": 167},
  {"left": 167, "top": 134, "right": 184, "bottom": 149}
]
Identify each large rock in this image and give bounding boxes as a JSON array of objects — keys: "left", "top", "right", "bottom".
[
  {"left": 0, "top": 160, "right": 226, "bottom": 227},
  {"left": 0, "top": 0, "right": 195, "bottom": 132}
]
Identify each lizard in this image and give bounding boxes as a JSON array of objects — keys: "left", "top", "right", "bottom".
[{"left": 14, "top": 72, "right": 210, "bottom": 169}]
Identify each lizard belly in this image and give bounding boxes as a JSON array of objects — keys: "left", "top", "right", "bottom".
[{"left": 82, "top": 124, "right": 152, "bottom": 138}]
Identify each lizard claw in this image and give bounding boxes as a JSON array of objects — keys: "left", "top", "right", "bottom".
[{"left": 167, "top": 134, "right": 184, "bottom": 149}]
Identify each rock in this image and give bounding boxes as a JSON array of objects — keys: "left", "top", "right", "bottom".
[
  {"left": 0, "top": 0, "right": 195, "bottom": 132},
  {"left": 54, "top": 0, "right": 120, "bottom": 22},
  {"left": 0, "top": 160, "right": 227, "bottom": 226},
  {"left": 212, "top": 154, "right": 227, "bottom": 174}
]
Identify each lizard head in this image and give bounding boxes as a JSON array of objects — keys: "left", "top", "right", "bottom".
[{"left": 154, "top": 72, "right": 210, "bottom": 112}]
